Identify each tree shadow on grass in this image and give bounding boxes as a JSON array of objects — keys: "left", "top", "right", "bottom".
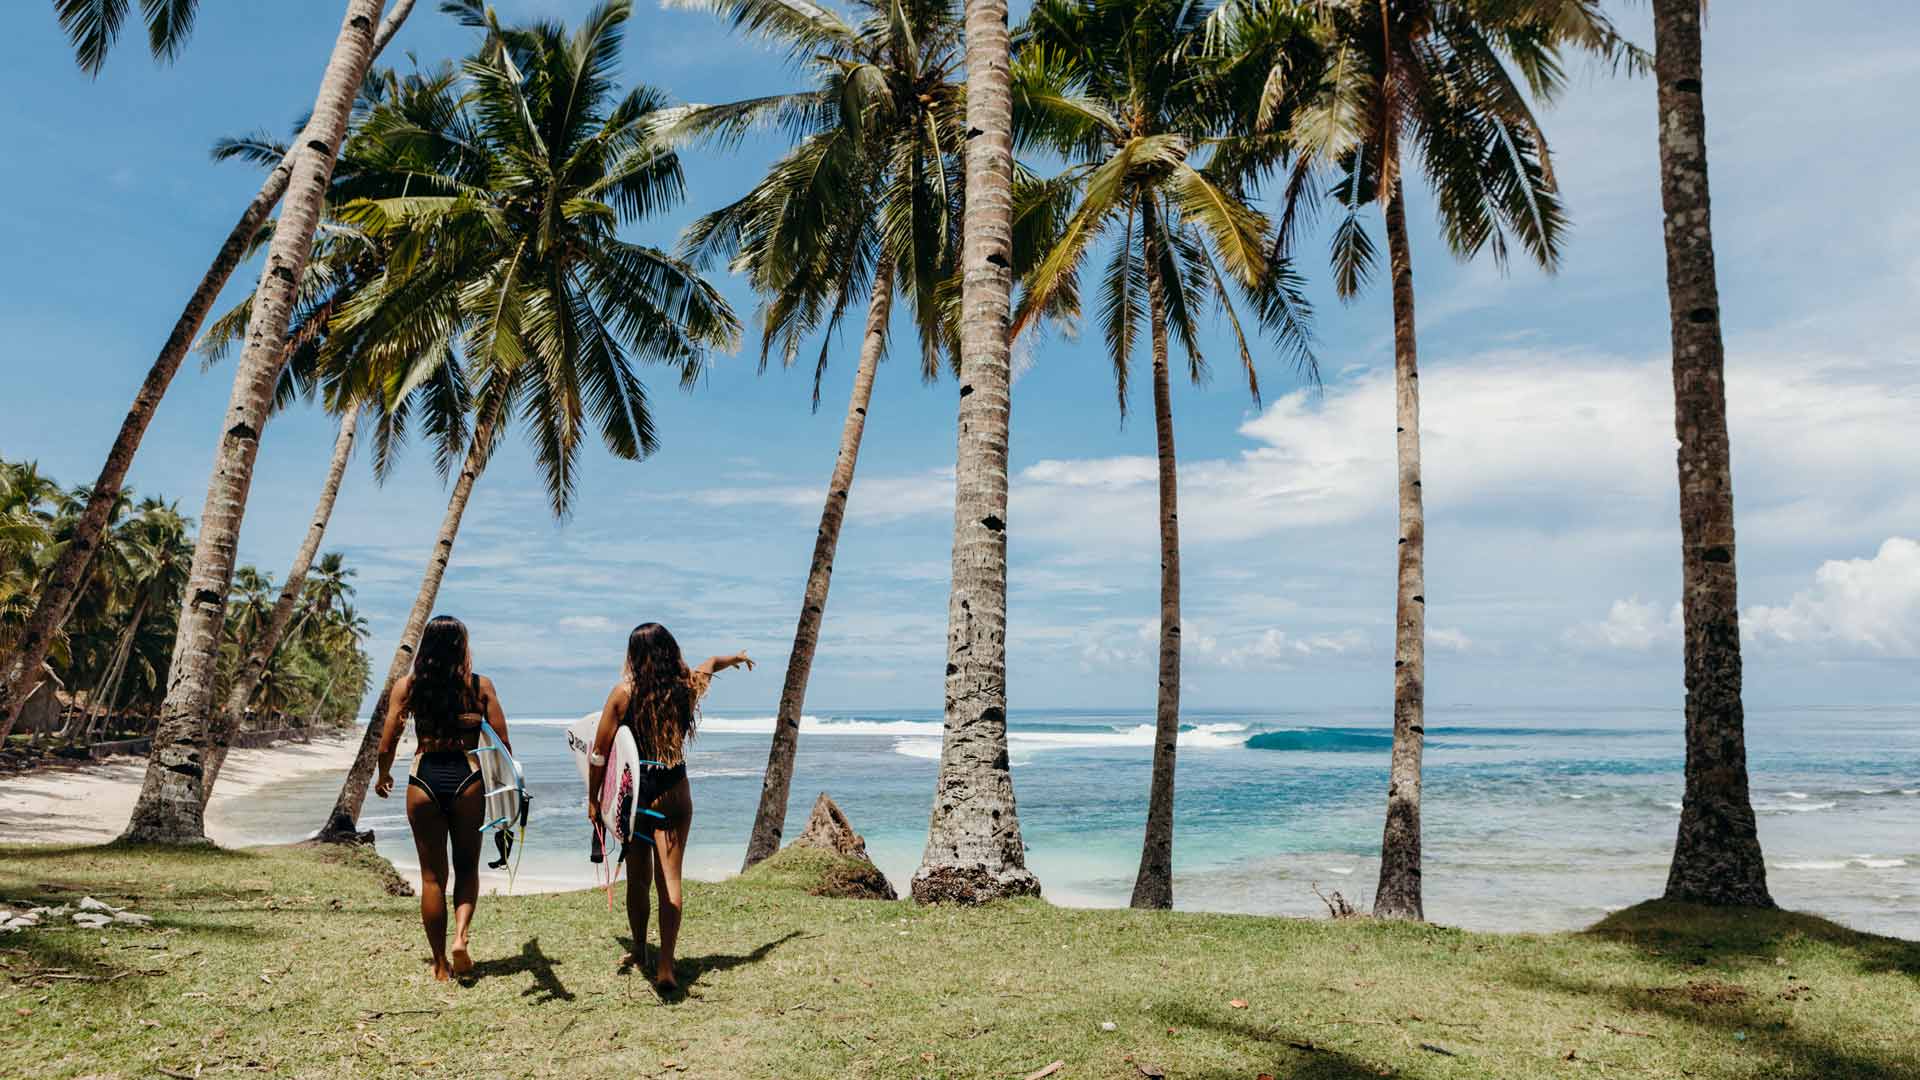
[
  {"left": 1587, "top": 901, "right": 1920, "bottom": 979},
  {"left": 1499, "top": 945, "right": 1920, "bottom": 1080},
  {"left": 3, "top": 932, "right": 170, "bottom": 1008},
  {"left": 462, "top": 936, "right": 573, "bottom": 1003},
  {"left": 1154, "top": 1002, "right": 1407, "bottom": 1080}
]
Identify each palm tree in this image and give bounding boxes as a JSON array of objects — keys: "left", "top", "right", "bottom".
[
  {"left": 201, "top": 410, "right": 361, "bottom": 795},
  {"left": 1239, "top": 0, "right": 1638, "bottom": 919},
  {"left": 0, "top": 0, "right": 418, "bottom": 746},
  {"left": 66, "top": 500, "right": 193, "bottom": 749},
  {"left": 1650, "top": 0, "right": 1769, "bottom": 908},
  {"left": 909, "top": 0, "right": 1043, "bottom": 905},
  {"left": 314, "top": 1, "right": 740, "bottom": 840},
  {"left": 202, "top": 547, "right": 358, "bottom": 796},
  {"left": 115, "top": 0, "right": 388, "bottom": 845},
  {"left": 52, "top": 0, "right": 203, "bottom": 76},
  {"left": 303, "top": 602, "right": 371, "bottom": 735},
  {"left": 670, "top": 0, "right": 968, "bottom": 870},
  {"left": 1010, "top": 0, "right": 1315, "bottom": 909}
]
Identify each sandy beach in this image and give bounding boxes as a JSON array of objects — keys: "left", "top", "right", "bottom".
[{"left": 0, "top": 733, "right": 362, "bottom": 847}]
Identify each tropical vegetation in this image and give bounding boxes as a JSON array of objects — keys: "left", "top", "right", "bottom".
[
  {"left": 3, "top": 0, "right": 1784, "bottom": 936},
  {"left": 0, "top": 459, "right": 370, "bottom": 758}
]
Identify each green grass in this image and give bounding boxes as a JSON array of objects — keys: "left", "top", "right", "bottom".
[{"left": 2, "top": 843, "right": 1915, "bottom": 1079}]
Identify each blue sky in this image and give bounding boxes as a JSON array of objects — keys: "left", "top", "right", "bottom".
[{"left": 2, "top": 1, "right": 1916, "bottom": 716}]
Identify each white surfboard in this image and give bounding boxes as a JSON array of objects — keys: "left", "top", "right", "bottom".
[
  {"left": 566, "top": 711, "right": 667, "bottom": 864},
  {"left": 474, "top": 723, "right": 529, "bottom": 880},
  {"left": 474, "top": 723, "right": 526, "bottom": 836}
]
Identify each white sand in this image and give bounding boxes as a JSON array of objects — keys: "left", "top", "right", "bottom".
[{"left": 0, "top": 732, "right": 362, "bottom": 846}]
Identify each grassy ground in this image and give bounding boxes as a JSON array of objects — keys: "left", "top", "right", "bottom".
[{"left": 2, "top": 843, "right": 1915, "bottom": 1079}]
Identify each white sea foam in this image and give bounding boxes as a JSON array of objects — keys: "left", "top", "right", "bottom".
[
  {"left": 1782, "top": 791, "right": 1810, "bottom": 799},
  {"left": 892, "top": 738, "right": 943, "bottom": 760},
  {"left": 1665, "top": 801, "right": 1683, "bottom": 811},
  {"left": 883, "top": 721, "right": 1250, "bottom": 759},
  {"left": 1321, "top": 866, "right": 1356, "bottom": 876},
  {"left": 1758, "top": 800, "right": 1837, "bottom": 814},
  {"left": 1773, "top": 856, "right": 1910, "bottom": 872}
]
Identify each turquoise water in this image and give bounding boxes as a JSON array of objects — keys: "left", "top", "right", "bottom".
[{"left": 232, "top": 706, "right": 1919, "bottom": 936}]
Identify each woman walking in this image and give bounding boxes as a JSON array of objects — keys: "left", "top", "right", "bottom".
[
  {"left": 375, "top": 615, "right": 510, "bottom": 981},
  {"left": 587, "top": 623, "right": 752, "bottom": 992}
]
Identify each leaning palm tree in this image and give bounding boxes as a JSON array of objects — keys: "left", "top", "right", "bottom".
[
  {"left": 189, "top": 62, "right": 492, "bottom": 800},
  {"left": 1650, "top": 0, "right": 1770, "bottom": 908},
  {"left": 1233, "top": 0, "right": 1639, "bottom": 919},
  {"left": 909, "top": 0, "right": 1044, "bottom": 905},
  {"left": 1011, "top": 0, "right": 1315, "bottom": 909},
  {"left": 0, "top": 0, "right": 418, "bottom": 746},
  {"left": 118, "top": 0, "right": 391, "bottom": 845},
  {"left": 312, "top": 0, "right": 740, "bottom": 840},
  {"left": 669, "top": 0, "right": 968, "bottom": 870}
]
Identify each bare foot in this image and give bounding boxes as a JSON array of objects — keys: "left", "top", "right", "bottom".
[
  {"left": 431, "top": 960, "right": 452, "bottom": 982},
  {"left": 450, "top": 942, "right": 473, "bottom": 976}
]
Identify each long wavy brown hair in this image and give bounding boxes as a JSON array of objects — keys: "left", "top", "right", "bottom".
[
  {"left": 405, "top": 615, "right": 476, "bottom": 739},
  {"left": 622, "top": 623, "right": 698, "bottom": 763}
]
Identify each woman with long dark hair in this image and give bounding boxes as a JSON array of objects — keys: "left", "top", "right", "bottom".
[
  {"left": 375, "top": 615, "right": 510, "bottom": 981},
  {"left": 588, "top": 622, "right": 752, "bottom": 991}
]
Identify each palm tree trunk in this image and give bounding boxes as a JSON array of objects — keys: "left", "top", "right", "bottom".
[
  {"left": 86, "top": 619, "right": 142, "bottom": 749},
  {"left": 743, "top": 262, "right": 895, "bottom": 870},
  {"left": 1130, "top": 226, "right": 1181, "bottom": 911},
  {"left": 910, "top": 0, "right": 1039, "bottom": 906},
  {"left": 0, "top": 0, "right": 416, "bottom": 747},
  {"left": 201, "top": 408, "right": 360, "bottom": 801},
  {"left": 1652, "top": 0, "right": 1771, "bottom": 908},
  {"left": 306, "top": 671, "right": 343, "bottom": 739},
  {"left": 121, "top": 0, "right": 388, "bottom": 846},
  {"left": 318, "top": 400, "right": 500, "bottom": 842},
  {"left": 63, "top": 605, "right": 141, "bottom": 748},
  {"left": 1373, "top": 177, "right": 1426, "bottom": 921}
]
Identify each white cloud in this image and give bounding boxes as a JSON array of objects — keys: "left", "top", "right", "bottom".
[
  {"left": 1220, "top": 628, "right": 1369, "bottom": 669},
  {"left": 1429, "top": 627, "right": 1474, "bottom": 653},
  {"left": 1745, "top": 537, "right": 1920, "bottom": 658},
  {"left": 558, "top": 614, "right": 619, "bottom": 634},
  {"left": 997, "top": 341, "right": 1920, "bottom": 555},
  {"left": 1564, "top": 598, "right": 1683, "bottom": 652},
  {"left": 688, "top": 468, "right": 954, "bottom": 522},
  {"left": 1563, "top": 538, "right": 1920, "bottom": 661}
]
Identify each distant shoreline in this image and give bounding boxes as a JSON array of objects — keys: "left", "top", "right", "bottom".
[{"left": 0, "top": 732, "right": 361, "bottom": 847}]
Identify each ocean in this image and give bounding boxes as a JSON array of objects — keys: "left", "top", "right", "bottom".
[{"left": 218, "top": 705, "right": 1919, "bottom": 937}]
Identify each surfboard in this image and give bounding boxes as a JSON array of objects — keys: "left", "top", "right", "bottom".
[
  {"left": 475, "top": 723, "right": 525, "bottom": 835},
  {"left": 473, "top": 722, "right": 529, "bottom": 882},
  {"left": 566, "top": 712, "right": 667, "bottom": 865}
]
